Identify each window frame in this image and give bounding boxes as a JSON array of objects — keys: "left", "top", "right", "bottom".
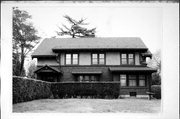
[
  {"left": 120, "top": 74, "right": 127, "bottom": 86},
  {"left": 91, "top": 53, "right": 106, "bottom": 65},
  {"left": 138, "top": 75, "right": 146, "bottom": 87},
  {"left": 120, "top": 53, "right": 135, "bottom": 65},
  {"left": 65, "top": 53, "right": 79, "bottom": 65},
  {"left": 128, "top": 75, "right": 137, "bottom": 87}
]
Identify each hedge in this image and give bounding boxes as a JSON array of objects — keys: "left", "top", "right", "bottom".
[
  {"left": 13, "top": 76, "right": 52, "bottom": 104},
  {"left": 51, "top": 82, "right": 120, "bottom": 99},
  {"left": 151, "top": 85, "right": 161, "bottom": 99}
]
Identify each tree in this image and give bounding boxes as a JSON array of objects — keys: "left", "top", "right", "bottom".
[
  {"left": 13, "top": 7, "right": 40, "bottom": 76},
  {"left": 27, "top": 60, "right": 37, "bottom": 78},
  {"left": 56, "top": 15, "right": 96, "bottom": 38},
  {"left": 147, "top": 50, "right": 161, "bottom": 85}
]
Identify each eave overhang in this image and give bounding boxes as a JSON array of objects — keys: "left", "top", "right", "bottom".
[
  {"left": 109, "top": 67, "right": 157, "bottom": 73},
  {"left": 34, "top": 65, "right": 61, "bottom": 73}
]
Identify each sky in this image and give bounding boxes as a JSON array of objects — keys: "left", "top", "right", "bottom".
[{"left": 17, "top": 4, "right": 162, "bottom": 70}]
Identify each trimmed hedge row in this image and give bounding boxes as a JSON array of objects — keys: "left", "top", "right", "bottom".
[
  {"left": 13, "top": 77, "right": 52, "bottom": 104},
  {"left": 151, "top": 85, "right": 161, "bottom": 99},
  {"left": 51, "top": 82, "right": 120, "bottom": 99}
]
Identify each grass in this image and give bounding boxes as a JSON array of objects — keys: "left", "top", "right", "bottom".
[{"left": 13, "top": 98, "right": 161, "bottom": 113}]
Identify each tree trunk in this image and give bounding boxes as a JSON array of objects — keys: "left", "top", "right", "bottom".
[{"left": 20, "top": 45, "right": 25, "bottom": 76}]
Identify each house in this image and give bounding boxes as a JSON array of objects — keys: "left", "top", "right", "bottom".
[{"left": 32, "top": 37, "right": 156, "bottom": 98}]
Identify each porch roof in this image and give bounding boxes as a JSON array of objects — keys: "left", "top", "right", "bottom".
[
  {"left": 109, "top": 67, "right": 157, "bottom": 73},
  {"left": 34, "top": 65, "right": 61, "bottom": 73},
  {"left": 72, "top": 69, "right": 102, "bottom": 74}
]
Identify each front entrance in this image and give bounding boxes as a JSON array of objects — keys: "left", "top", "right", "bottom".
[
  {"left": 38, "top": 72, "right": 60, "bottom": 82},
  {"left": 34, "top": 65, "right": 61, "bottom": 82}
]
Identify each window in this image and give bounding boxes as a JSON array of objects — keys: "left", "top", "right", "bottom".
[
  {"left": 121, "top": 54, "right": 127, "bottom": 64},
  {"left": 66, "top": 54, "right": 71, "bottom": 65},
  {"left": 121, "top": 53, "right": 135, "bottom": 65},
  {"left": 72, "top": 54, "right": 78, "bottom": 65},
  {"left": 92, "top": 53, "right": 105, "bottom": 65},
  {"left": 65, "top": 53, "right": 79, "bottom": 65},
  {"left": 128, "top": 54, "right": 134, "bottom": 65},
  {"left": 77, "top": 75, "right": 99, "bottom": 82},
  {"left": 120, "top": 74, "right": 127, "bottom": 86},
  {"left": 129, "top": 75, "right": 137, "bottom": 86},
  {"left": 139, "top": 75, "right": 146, "bottom": 86},
  {"left": 99, "top": 54, "right": 105, "bottom": 64},
  {"left": 92, "top": 54, "right": 98, "bottom": 64}
]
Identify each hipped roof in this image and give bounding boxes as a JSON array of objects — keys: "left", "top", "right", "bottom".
[{"left": 32, "top": 37, "right": 148, "bottom": 58}]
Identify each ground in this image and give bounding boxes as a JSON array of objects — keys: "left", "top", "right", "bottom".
[{"left": 13, "top": 98, "right": 161, "bottom": 113}]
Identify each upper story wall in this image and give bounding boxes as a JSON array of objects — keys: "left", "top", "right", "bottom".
[
  {"left": 37, "top": 57, "right": 59, "bottom": 66},
  {"left": 37, "top": 52, "right": 141, "bottom": 66}
]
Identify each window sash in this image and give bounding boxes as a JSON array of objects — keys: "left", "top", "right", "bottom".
[
  {"left": 92, "top": 53, "right": 105, "bottom": 65},
  {"left": 129, "top": 80, "right": 137, "bottom": 86},
  {"left": 120, "top": 75, "right": 127, "bottom": 86},
  {"left": 139, "top": 80, "right": 145, "bottom": 86},
  {"left": 66, "top": 54, "right": 78, "bottom": 65}
]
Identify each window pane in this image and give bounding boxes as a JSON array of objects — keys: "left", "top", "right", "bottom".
[
  {"left": 73, "top": 59, "right": 78, "bottom": 64},
  {"left": 121, "top": 59, "right": 127, "bottom": 64},
  {"left": 128, "top": 54, "right": 134, "bottom": 58},
  {"left": 66, "top": 59, "right": 71, "bottom": 64},
  {"left": 139, "top": 80, "right": 145, "bottom": 86},
  {"left": 129, "top": 80, "right": 136, "bottom": 86},
  {"left": 72, "top": 54, "right": 78, "bottom": 64},
  {"left": 99, "top": 58, "right": 104, "bottom": 64},
  {"left": 66, "top": 54, "right": 71, "bottom": 64},
  {"left": 84, "top": 76, "right": 90, "bottom": 82},
  {"left": 128, "top": 59, "right": 134, "bottom": 65},
  {"left": 139, "top": 75, "right": 145, "bottom": 80},
  {"left": 73, "top": 54, "right": 78, "bottom": 58},
  {"left": 91, "top": 76, "right": 98, "bottom": 82},
  {"left": 78, "top": 75, "right": 83, "bottom": 82},
  {"left": 121, "top": 54, "right": 126, "bottom": 58},
  {"left": 92, "top": 54, "right": 98, "bottom": 58},
  {"left": 92, "top": 59, "right": 98, "bottom": 64},
  {"left": 66, "top": 54, "right": 71, "bottom": 58},
  {"left": 120, "top": 75, "right": 126, "bottom": 86},
  {"left": 99, "top": 54, "right": 104, "bottom": 58},
  {"left": 129, "top": 75, "right": 136, "bottom": 80}
]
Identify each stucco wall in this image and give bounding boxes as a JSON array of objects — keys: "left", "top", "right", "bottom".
[
  {"left": 106, "top": 52, "right": 120, "bottom": 65},
  {"left": 135, "top": 52, "right": 140, "bottom": 65},
  {"left": 60, "top": 53, "right": 65, "bottom": 65},
  {"left": 79, "top": 52, "right": 91, "bottom": 65},
  {"left": 38, "top": 58, "right": 58, "bottom": 66}
]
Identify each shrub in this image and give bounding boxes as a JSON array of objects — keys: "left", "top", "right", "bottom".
[
  {"left": 151, "top": 85, "right": 161, "bottom": 99},
  {"left": 13, "top": 77, "right": 52, "bottom": 104},
  {"left": 51, "top": 82, "right": 120, "bottom": 99}
]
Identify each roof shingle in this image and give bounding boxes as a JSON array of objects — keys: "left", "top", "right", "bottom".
[{"left": 32, "top": 37, "right": 148, "bottom": 57}]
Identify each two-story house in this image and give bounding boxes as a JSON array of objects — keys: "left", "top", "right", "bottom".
[{"left": 32, "top": 37, "right": 156, "bottom": 98}]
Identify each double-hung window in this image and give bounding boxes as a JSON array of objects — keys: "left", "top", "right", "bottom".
[
  {"left": 139, "top": 75, "right": 146, "bottom": 86},
  {"left": 120, "top": 74, "right": 127, "bottom": 86},
  {"left": 65, "top": 53, "right": 78, "bottom": 65},
  {"left": 128, "top": 75, "right": 137, "bottom": 86},
  {"left": 121, "top": 54, "right": 127, "bottom": 64},
  {"left": 128, "top": 54, "right": 134, "bottom": 65},
  {"left": 92, "top": 53, "right": 105, "bottom": 65},
  {"left": 121, "top": 53, "right": 134, "bottom": 65}
]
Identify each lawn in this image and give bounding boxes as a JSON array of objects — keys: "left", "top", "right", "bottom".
[{"left": 13, "top": 98, "right": 161, "bottom": 113}]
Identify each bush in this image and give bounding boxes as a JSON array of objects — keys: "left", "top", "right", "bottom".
[
  {"left": 51, "top": 82, "right": 119, "bottom": 99},
  {"left": 151, "top": 85, "right": 161, "bottom": 99},
  {"left": 13, "top": 76, "right": 52, "bottom": 104}
]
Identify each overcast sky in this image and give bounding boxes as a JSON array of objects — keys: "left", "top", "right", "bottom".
[
  {"left": 18, "top": 4, "right": 163, "bottom": 70},
  {"left": 19, "top": 5, "right": 162, "bottom": 53}
]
